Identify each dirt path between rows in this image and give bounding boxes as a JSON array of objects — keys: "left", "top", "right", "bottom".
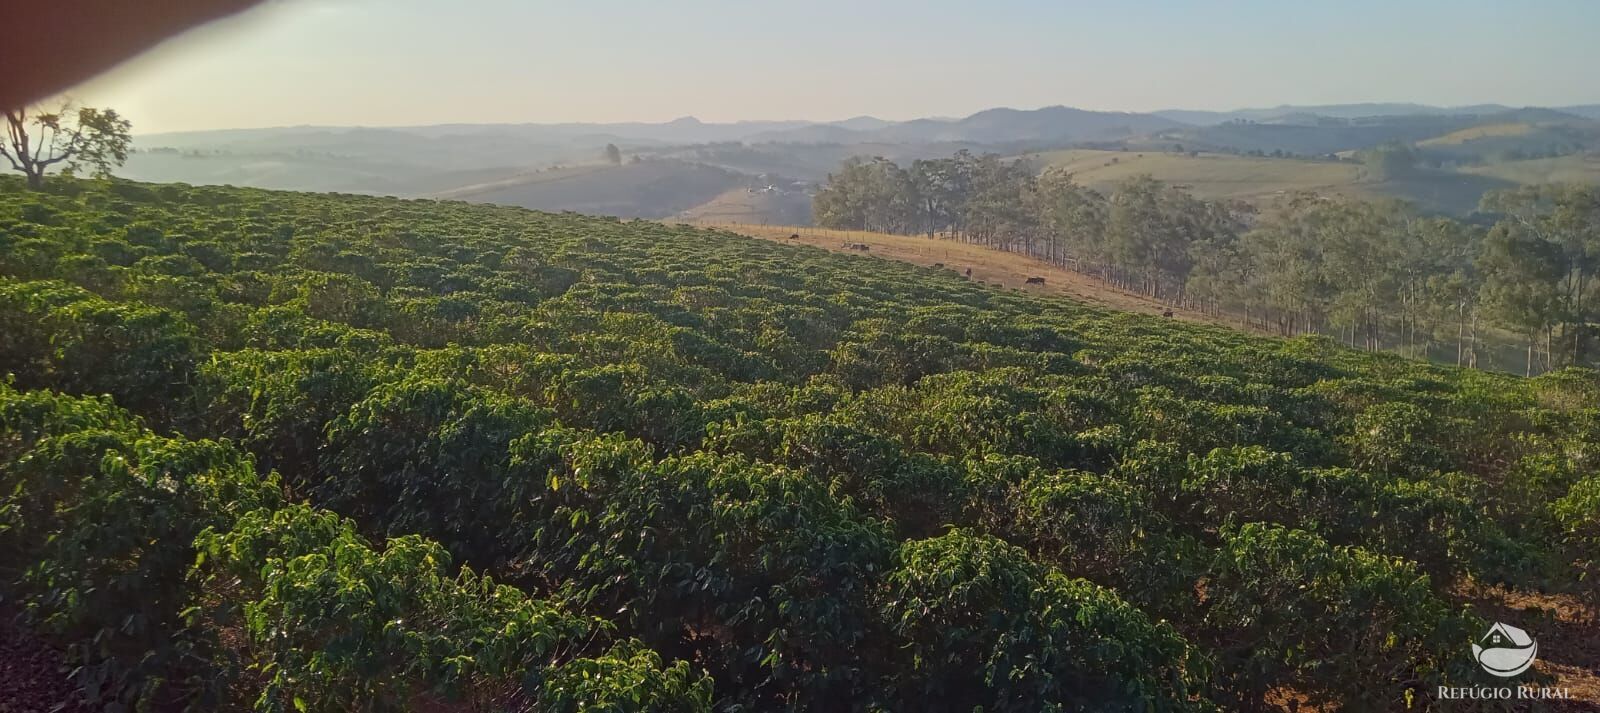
[{"left": 0, "top": 605, "right": 89, "bottom": 713}]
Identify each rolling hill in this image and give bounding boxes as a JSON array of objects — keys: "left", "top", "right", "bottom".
[
  {"left": 116, "top": 103, "right": 1600, "bottom": 225},
  {"left": 674, "top": 186, "right": 813, "bottom": 224},
  {"left": 1463, "top": 153, "right": 1600, "bottom": 185},
  {"left": 752, "top": 105, "right": 1186, "bottom": 145},
  {"left": 1024, "top": 148, "right": 1518, "bottom": 215},
  {"left": 1028, "top": 149, "right": 1361, "bottom": 199},
  {"left": 435, "top": 158, "right": 745, "bottom": 218},
  {"left": 1154, "top": 102, "right": 1600, "bottom": 125}
]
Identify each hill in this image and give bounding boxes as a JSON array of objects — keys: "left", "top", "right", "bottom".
[
  {"left": 654, "top": 141, "right": 987, "bottom": 182},
  {"left": 691, "top": 222, "right": 1243, "bottom": 324},
  {"left": 119, "top": 106, "right": 1600, "bottom": 225},
  {"left": 674, "top": 185, "right": 813, "bottom": 224},
  {"left": 1155, "top": 102, "right": 1600, "bottom": 125},
  {"left": 0, "top": 177, "right": 1596, "bottom": 711},
  {"left": 1416, "top": 122, "right": 1538, "bottom": 146},
  {"left": 1462, "top": 152, "right": 1600, "bottom": 185},
  {"left": 434, "top": 158, "right": 745, "bottom": 218},
  {"left": 705, "top": 221, "right": 1544, "bottom": 369},
  {"left": 1155, "top": 115, "right": 1487, "bottom": 156},
  {"left": 1144, "top": 109, "right": 1599, "bottom": 158},
  {"left": 1029, "top": 149, "right": 1361, "bottom": 200},
  {"left": 1025, "top": 148, "right": 1517, "bottom": 214},
  {"left": 754, "top": 105, "right": 1187, "bottom": 145},
  {"left": 121, "top": 145, "right": 537, "bottom": 195}
]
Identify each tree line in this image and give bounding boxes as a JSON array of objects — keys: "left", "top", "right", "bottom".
[{"left": 813, "top": 150, "right": 1600, "bottom": 374}]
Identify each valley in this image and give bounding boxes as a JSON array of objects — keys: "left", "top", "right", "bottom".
[{"left": 120, "top": 104, "right": 1600, "bottom": 226}]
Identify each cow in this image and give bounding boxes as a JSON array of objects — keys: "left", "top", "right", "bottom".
[
  {"left": 1162, "top": 309, "right": 1174, "bottom": 318},
  {"left": 1025, "top": 276, "right": 1046, "bottom": 285},
  {"left": 788, "top": 233, "right": 800, "bottom": 239}
]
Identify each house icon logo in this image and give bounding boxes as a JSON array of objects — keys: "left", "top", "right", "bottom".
[{"left": 1472, "top": 622, "right": 1537, "bottom": 677}]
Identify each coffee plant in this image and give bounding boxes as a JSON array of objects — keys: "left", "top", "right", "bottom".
[{"left": 0, "top": 175, "right": 1594, "bottom": 710}]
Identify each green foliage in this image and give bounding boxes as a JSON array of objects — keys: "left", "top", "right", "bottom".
[
  {"left": 315, "top": 376, "right": 562, "bottom": 566},
  {"left": 199, "top": 505, "right": 656, "bottom": 712},
  {"left": 1, "top": 105, "right": 132, "bottom": 188},
  {"left": 0, "top": 177, "right": 1592, "bottom": 711},
  {"left": 1356, "top": 142, "right": 1419, "bottom": 181},
  {"left": 1204, "top": 524, "right": 1476, "bottom": 711},
  {"left": 879, "top": 530, "right": 1201, "bottom": 712},
  {"left": 815, "top": 151, "right": 1600, "bottom": 374},
  {"left": 0, "top": 384, "right": 279, "bottom": 708},
  {"left": 0, "top": 385, "right": 707, "bottom": 712},
  {"left": 1553, "top": 475, "right": 1600, "bottom": 592},
  {"left": 0, "top": 279, "right": 199, "bottom": 424},
  {"left": 537, "top": 642, "right": 712, "bottom": 712}
]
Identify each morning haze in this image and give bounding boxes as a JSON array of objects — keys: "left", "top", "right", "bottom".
[{"left": 71, "top": 0, "right": 1600, "bottom": 133}]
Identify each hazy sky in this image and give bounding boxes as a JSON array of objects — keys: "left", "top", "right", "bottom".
[{"left": 68, "top": 0, "right": 1600, "bottom": 134}]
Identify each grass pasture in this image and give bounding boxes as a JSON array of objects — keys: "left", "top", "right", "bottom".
[
  {"left": 1026, "top": 148, "right": 1527, "bottom": 214},
  {"left": 1417, "top": 122, "right": 1537, "bottom": 146},
  {"left": 1464, "top": 153, "right": 1600, "bottom": 185},
  {"left": 1026, "top": 149, "right": 1361, "bottom": 202}
]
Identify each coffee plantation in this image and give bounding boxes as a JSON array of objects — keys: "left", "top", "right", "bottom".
[{"left": 0, "top": 176, "right": 1595, "bottom": 711}]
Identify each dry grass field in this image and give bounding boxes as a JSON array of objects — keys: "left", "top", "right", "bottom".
[
  {"left": 1025, "top": 149, "right": 1361, "bottom": 202},
  {"left": 1025, "top": 149, "right": 1519, "bottom": 215},
  {"left": 695, "top": 222, "right": 1255, "bottom": 330},
  {"left": 675, "top": 187, "right": 812, "bottom": 224}
]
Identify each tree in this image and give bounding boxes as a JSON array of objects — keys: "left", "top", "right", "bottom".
[
  {"left": 1355, "top": 142, "right": 1417, "bottom": 182},
  {"left": 2, "top": 103, "right": 131, "bottom": 188},
  {"left": 604, "top": 142, "right": 622, "bottom": 165},
  {"left": 962, "top": 154, "right": 1037, "bottom": 251},
  {"left": 1480, "top": 185, "right": 1600, "bottom": 367},
  {"left": 813, "top": 156, "right": 918, "bottom": 233},
  {"left": 909, "top": 155, "right": 972, "bottom": 238},
  {"left": 1034, "top": 168, "right": 1107, "bottom": 269},
  {"left": 1239, "top": 193, "right": 1337, "bottom": 336},
  {"left": 1104, "top": 175, "right": 1230, "bottom": 302},
  {"left": 1478, "top": 222, "right": 1566, "bottom": 375}
]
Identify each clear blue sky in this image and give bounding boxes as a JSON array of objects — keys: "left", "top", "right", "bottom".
[{"left": 71, "top": 0, "right": 1600, "bottom": 133}]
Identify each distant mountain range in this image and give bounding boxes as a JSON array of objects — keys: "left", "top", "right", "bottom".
[
  {"left": 135, "top": 106, "right": 1182, "bottom": 150},
  {"left": 138, "top": 102, "right": 1600, "bottom": 149},
  {"left": 742, "top": 106, "right": 1185, "bottom": 145},
  {"left": 120, "top": 101, "right": 1600, "bottom": 223},
  {"left": 1153, "top": 103, "right": 1600, "bottom": 125}
]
